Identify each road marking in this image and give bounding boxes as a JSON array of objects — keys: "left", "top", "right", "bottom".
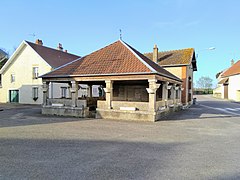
[
  {"left": 199, "top": 104, "right": 240, "bottom": 116},
  {"left": 225, "top": 108, "right": 239, "bottom": 111}
]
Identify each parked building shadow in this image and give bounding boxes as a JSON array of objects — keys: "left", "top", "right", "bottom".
[
  {"left": 0, "top": 106, "right": 96, "bottom": 128},
  {"left": 159, "top": 103, "right": 238, "bottom": 121}
]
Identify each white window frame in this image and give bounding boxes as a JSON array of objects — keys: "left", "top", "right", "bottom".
[
  {"left": 33, "top": 67, "right": 39, "bottom": 79},
  {"left": 32, "top": 87, "right": 39, "bottom": 100}
]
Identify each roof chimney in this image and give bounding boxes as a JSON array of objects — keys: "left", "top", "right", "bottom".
[
  {"left": 64, "top": 50, "right": 68, "bottom": 53},
  {"left": 35, "top": 39, "right": 43, "bottom": 46},
  {"left": 57, "top": 43, "right": 63, "bottom": 51},
  {"left": 231, "top": 59, "right": 234, "bottom": 66},
  {"left": 153, "top": 44, "right": 158, "bottom": 63}
]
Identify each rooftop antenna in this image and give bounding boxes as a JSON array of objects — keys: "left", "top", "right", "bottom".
[
  {"left": 119, "top": 29, "right": 122, "bottom": 40},
  {"left": 28, "top": 33, "right": 36, "bottom": 41}
]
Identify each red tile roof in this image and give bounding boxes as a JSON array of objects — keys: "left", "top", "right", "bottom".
[
  {"left": 144, "top": 48, "right": 196, "bottom": 70},
  {"left": 222, "top": 60, "right": 240, "bottom": 77},
  {"left": 26, "top": 41, "right": 80, "bottom": 68},
  {"left": 42, "top": 40, "right": 181, "bottom": 81}
]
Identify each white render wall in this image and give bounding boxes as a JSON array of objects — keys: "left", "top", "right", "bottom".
[
  {"left": 0, "top": 44, "right": 68, "bottom": 104},
  {"left": 228, "top": 75, "right": 240, "bottom": 101}
]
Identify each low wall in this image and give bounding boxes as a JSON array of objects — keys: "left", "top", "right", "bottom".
[
  {"left": 112, "top": 101, "right": 148, "bottom": 111},
  {"left": 96, "top": 109, "right": 155, "bottom": 122},
  {"left": 42, "top": 106, "right": 89, "bottom": 118},
  {"left": 47, "top": 98, "right": 87, "bottom": 107}
]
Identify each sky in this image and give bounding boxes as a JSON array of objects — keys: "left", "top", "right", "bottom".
[{"left": 1, "top": 0, "right": 240, "bottom": 87}]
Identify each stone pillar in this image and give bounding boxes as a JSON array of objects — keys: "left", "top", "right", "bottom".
[
  {"left": 146, "top": 79, "right": 160, "bottom": 112},
  {"left": 70, "top": 81, "right": 78, "bottom": 107},
  {"left": 179, "top": 85, "right": 183, "bottom": 104},
  {"left": 42, "top": 81, "right": 49, "bottom": 106},
  {"left": 164, "top": 82, "right": 170, "bottom": 107},
  {"left": 68, "top": 82, "right": 72, "bottom": 99},
  {"left": 88, "top": 85, "right": 93, "bottom": 98},
  {"left": 172, "top": 84, "right": 176, "bottom": 104},
  {"left": 104, "top": 80, "right": 113, "bottom": 109}
]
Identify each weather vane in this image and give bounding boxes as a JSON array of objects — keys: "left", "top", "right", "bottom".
[{"left": 119, "top": 29, "right": 122, "bottom": 40}]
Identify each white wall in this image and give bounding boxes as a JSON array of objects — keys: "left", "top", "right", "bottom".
[
  {"left": 228, "top": 75, "right": 240, "bottom": 101},
  {"left": 0, "top": 44, "right": 50, "bottom": 104}
]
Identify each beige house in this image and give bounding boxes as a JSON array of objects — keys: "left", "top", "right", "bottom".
[
  {"left": 144, "top": 46, "right": 197, "bottom": 106},
  {"left": 0, "top": 40, "right": 80, "bottom": 104},
  {"left": 213, "top": 60, "right": 240, "bottom": 101},
  {"left": 41, "top": 40, "right": 182, "bottom": 122}
]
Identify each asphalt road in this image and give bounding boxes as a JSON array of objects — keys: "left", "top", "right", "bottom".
[{"left": 0, "top": 95, "right": 240, "bottom": 180}]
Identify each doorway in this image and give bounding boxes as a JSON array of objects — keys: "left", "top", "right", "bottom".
[
  {"left": 224, "top": 85, "right": 228, "bottom": 99},
  {"left": 9, "top": 90, "right": 19, "bottom": 103}
]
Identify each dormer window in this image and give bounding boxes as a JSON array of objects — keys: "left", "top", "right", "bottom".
[{"left": 33, "top": 67, "right": 39, "bottom": 79}]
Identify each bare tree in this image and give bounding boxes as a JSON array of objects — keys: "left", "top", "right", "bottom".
[{"left": 196, "top": 76, "right": 213, "bottom": 89}]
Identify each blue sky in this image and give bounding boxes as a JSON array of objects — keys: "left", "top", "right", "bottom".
[{"left": 1, "top": 0, "right": 240, "bottom": 87}]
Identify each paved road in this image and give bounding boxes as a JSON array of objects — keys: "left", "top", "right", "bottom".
[
  {"left": 0, "top": 96, "right": 240, "bottom": 180},
  {"left": 196, "top": 95, "right": 240, "bottom": 116}
]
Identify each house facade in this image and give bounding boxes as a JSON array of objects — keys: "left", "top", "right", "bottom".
[
  {"left": 213, "top": 60, "right": 240, "bottom": 101},
  {"left": 144, "top": 46, "right": 197, "bottom": 106},
  {"left": 41, "top": 40, "right": 183, "bottom": 122},
  {"left": 0, "top": 40, "right": 80, "bottom": 104}
]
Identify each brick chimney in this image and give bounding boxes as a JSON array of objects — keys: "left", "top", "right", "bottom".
[
  {"left": 231, "top": 59, "right": 234, "bottom": 66},
  {"left": 57, "top": 43, "right": 63, "bottom": 51},
  {"left": 64, "top": 50, "right": 68, "bottom": 53},
  {"left": 35, "top": 39, "right": 43, "bottom": 46},
  {"left": 153, "top": 44, "right": 158, "bottom": 63}
]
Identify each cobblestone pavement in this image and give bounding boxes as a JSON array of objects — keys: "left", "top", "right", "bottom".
[{"left": 0, "top": 96, "right": 240, "bottom": 180}]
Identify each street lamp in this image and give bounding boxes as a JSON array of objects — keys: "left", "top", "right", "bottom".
[{"left": 196, "top": 47, "right": 216, "bottom": 58}]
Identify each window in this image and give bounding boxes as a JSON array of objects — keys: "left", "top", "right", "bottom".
[
  {"left": 61, "top": 87, "right": 67, "bottom": 98},
  {"left": 33, "top": 67, "right": 39, "bottom": 79},
  {"left": 32, "top": 87, "right": 38, "bottom": 101},
  {"left": 11, "top": 74, "right": 15, "bottom": 83}
]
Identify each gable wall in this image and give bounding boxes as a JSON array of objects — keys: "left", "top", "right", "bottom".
[
  {"left": 163, "top": 65, "right": 194, "bottom": 105},
  {"left": 0, "top": 44, "right": 52, "bottom": 104},
  {"left": 228, "top": 75, "right": 240, "bottom": 101}
]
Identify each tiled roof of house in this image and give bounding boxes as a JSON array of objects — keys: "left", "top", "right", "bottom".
[
  {"left": 144, "top": 48, "right": 195, "bottom": 66},
  {"left": 26, "top": 41, "right": 80, "bottom": 68},
  {"left": 42, "top": 40, "right": 181, "bottom": 82},
  {"left": 222, "top": 60, "right": 240, "bottom": 77}
]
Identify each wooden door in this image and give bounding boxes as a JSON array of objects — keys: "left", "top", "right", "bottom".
[{"left": 224, "top": 85, "right": 228, "bottom": 99}]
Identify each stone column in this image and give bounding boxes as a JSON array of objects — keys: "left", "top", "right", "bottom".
[
  {"left": 68, "top": 82, "right": 72, "bottom": 99},
  {"left": 164, "top": 82, "right": 170, "bottom": 107},
  {"left": 172, "top": 84, "right": 176, "bottom": 104},
  {"left": 104, "top": 80, "right": 113, "bottom": 109},
  {"left": 70, "top": 81, "right": 78, "bottom": 107},
  {"left": 88, "top": 85, "right": 93, "bottom": 98},
  {"left": 146, "top": 79, "right": 160, "bottom": 112},
  {"left": 179, "top": 85, "right": 183, "bottom": 104},
  {"left": 42, "top": 81, "right": 49, "bottom": 106}
]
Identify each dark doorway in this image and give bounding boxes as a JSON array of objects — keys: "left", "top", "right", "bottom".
[{"left": 9, "top": 90, "right": 19, "bottom": 103}]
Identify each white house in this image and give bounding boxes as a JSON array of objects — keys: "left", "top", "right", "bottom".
[
  {"left": 0, "top": 39, "right": 80, "bottom": 104},
  {"left": 213, "top": 60, "right": 240, "bottom": 101}
]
